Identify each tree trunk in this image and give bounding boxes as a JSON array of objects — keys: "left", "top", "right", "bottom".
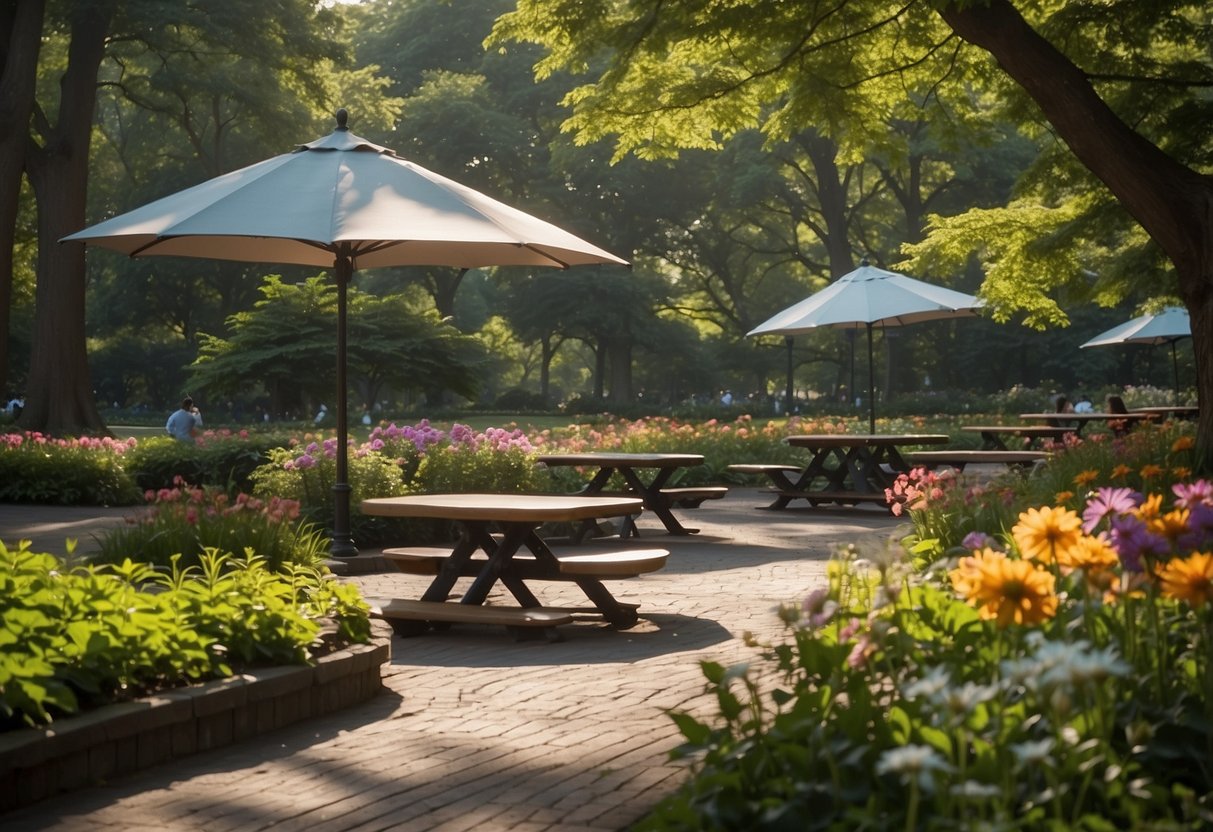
[
  {"left": 0, "top": 0, "right": 44, "bottom": 399},
  {"left": 539, "top": 334, "right": 554, "bottom": 406},
  {"left": 940, "top": 0, "right": 1213, "bottom": 469},
  {"left": 606, "top": 336, "right": 632, "bottom": 405},
  {"left": 20, "top": 0, "right": 114, "bottom": 435}
]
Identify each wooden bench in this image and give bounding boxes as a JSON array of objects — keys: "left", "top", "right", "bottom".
[
  {"left": 657, "top": 486, "right": 728, "bottom": 508},
  {"left": 381, "top": 547, "right": 669, "bottom": 580},
  {"left": 907, "top": 450, "right": 1049, "bottom": 472},
  {"left": 369, "top": 598, "right": 575, "bottom": 641},
  {"left": 726, "top": 463, "right": 802, "bottom": 478}
]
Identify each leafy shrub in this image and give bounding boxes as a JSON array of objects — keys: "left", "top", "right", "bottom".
[
  {"left": 123, "top": 429, "right": 294, "bottom": 492},
  {"left": 250, "top": 434, "right": 412, "bottom": 545},
  {"left": 0, "top": 543, "right": 369, "bottom": 731},
  {"left": 91, "top": 478, "right": 328, "bottom": 571},
  {"left": 640, "top": 478, "right": 1213, "bottom": 829},
  {"left": 0, "top": 432, "right": 142, "bottom": 505}
]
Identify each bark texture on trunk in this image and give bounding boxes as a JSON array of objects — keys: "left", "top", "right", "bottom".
[
  {"left": 20, "top": 0, "right": 114, "bottom": 435},
  {"left": 0, "top": 0, "right": 45, "bottom": 398},
  {"left": 941, "top": 0, "right": 1213, "bottom": 468}
]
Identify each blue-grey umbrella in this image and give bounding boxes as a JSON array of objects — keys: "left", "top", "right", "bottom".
[{"left": 64, "top": 110, "right": 627, "bottom": 556}]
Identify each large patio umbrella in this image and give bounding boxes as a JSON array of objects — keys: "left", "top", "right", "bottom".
[
  {"left": 1080, "top": 306, "right": 1191, "bottom": 404},
  {"left": 747, "top": 260, "right": 982, "bottom": 433},
  {"left": 63, "top": 110, "right": 627, "bottom": 556}
]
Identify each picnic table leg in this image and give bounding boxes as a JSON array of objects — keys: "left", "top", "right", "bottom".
[
  {"left": 617, "top": 466, "right": 699, "bottom": 535},
  {"left": 460, "top": 523, "right": 538, "bottom": 606},
  {"left": 569, "top": 466, "right": 619, "bottom": 542},
  {"left": 525, "top": 530, "right": 638, "bottom": 627},
  {"left": 419, "top": 530, "right": 482, "bottom": 603}
]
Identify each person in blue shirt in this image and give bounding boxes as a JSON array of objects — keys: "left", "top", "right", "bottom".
[{"left": 165, "top": 397, "right": 201, "bottom": 442}]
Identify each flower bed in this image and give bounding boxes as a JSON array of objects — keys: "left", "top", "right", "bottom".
[{"left": 639, "top": 423, "right": 1212, "bottom": 830}]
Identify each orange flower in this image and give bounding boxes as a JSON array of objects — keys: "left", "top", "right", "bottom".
[
  {"left": 951, "top": 548, "right": 1057, "bottom": 627},
  {"left": 1012, "top": 506, "right": 1082, "bottom": 563},
  {"left": 1055, "top": 490, "right": 1075, "bottom": 504},
  {"left": 1155, "top": 552, "right": 1213, "bottom": 609},
  {"left": 1056, "top": 533, "right": 1120, "bottom": 574},
  {"left": 1172, "top": 466, "right": 1192, "bottom": 480},
  {"left": 1146, "top": 508, "right": 1190, "bottom": 545},
  {"left": 1072, "top": 469, "right": 1100, "bottom": 487},
  {"left": 1110, "top": 464, "right": 1133, "bottom": 480},
  {"left": 1171, "top": 436, "right": 1195, "bottom": 453},
  {"left": 1135, "top": 494, "right": 1164, "bottom": 522},
  {"left": 1140, "top": 464, "right": 1165, "bottom": 480}
]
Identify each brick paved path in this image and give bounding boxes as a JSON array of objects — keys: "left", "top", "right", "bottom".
[{"left": 1, "top": 495, "right": 904, "bottom": 831}]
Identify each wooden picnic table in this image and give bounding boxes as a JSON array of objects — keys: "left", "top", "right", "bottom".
[
  {"left": 536, "top": 452, "right": 723, "bottom": 539},
  {"left": 729, "top": 434, "right": 948, "bottom": 510},
  {"left": 1018, "top": 411, "right": 1153, "bottom": 436},
  {"left": 360, "top": 493, "right": 655, "bottom": 637},
  {"left": 960, "top": 424, "right": 1072, "bottom": 450}
]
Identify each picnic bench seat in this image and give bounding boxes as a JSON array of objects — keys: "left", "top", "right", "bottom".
[
  {"left": 658, "top": 486, "right": 728, "bottom": 508},
  {"left": 369, "top": 598, "right": 575, "bottom": 642},
  {"left": 726, "top": 463, "right": 802, "bottom": 478},
  {"left": 907, "top": 450, "right": 1049, "bottom": 471},
  {"left": 381, "top": 546, "right": 670, "bottom": 579}
]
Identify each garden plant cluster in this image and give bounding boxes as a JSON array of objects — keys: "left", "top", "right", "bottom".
[
  {"left": 639, "top": 420, "right": 1212, "bottom": 830},
  {"left": 2, "top": 410, "right": 1210, "bottom": 829}
]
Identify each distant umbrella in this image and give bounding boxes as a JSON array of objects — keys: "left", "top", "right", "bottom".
[
  {"left": 64, "top": 109, "right": 627, "bottom": 556},
  {"left": 1081, "top": 306, "right": 1190, "bottom": 404},
  {"left": 748, "top": 261, "right": 982, "bottom": 432}
]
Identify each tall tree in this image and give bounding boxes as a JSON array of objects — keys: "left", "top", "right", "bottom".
[
  {"left": 0, "top": 0, "right": 44, "bottom": 400},
  {"left": 492, "top": 0, "right": 1213, "bottom": 463}
]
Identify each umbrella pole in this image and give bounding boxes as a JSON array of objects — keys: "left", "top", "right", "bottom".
[
  {"left": 330, "top": 252, "right": 358, "bottom": 557},
  {"left": 785, "top": 336, "right": 794, "bottom": 416},
  {"left": 867, "top": 322, "right": 876, "bottom": 434}
]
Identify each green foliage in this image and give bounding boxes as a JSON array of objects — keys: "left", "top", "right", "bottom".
[
  {"left": 91, "top": 480, "right": 328, "bottom": 573},
  {"left": 0, "top": 543, "right": 369, "bottom": 731},
  {"left": 249, "top": 439, "right": 411, "bottom": 546},
  {"left": 122, "top": 431, "right": 295, "bottom": 493},
  {"left": 190, "top": 275, "right": 484, "bottom": 410},
  {"left": 0, "top": 432, "right": 141, "bottom": 506},
  {"left": 639, "top": 507, "right": 1213, "bottom": 829}
]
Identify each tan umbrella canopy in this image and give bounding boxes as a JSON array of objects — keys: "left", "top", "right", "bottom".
[
  {"left": 748, "top": 261, "right": 982, "bottom": 432},
  {"left": 64, "top": 109, "right": 628, "bottom": 555}
]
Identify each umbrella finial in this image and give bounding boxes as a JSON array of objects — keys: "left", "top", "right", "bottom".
[
  {"left": 335, "top": 108, "right": 349, "bottom": 131},
  {"left": 860, "top": 257, "right": 870, "bottom": 267}
]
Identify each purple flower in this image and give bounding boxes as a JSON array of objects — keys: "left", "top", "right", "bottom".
[
  {"left": 1082, "top": 486, "right": 1142, "bottom": 533},
  {"left": 1109, "top": 514, "right": 1168, "bottom": 573},
  {"left": 962, "top": 531, "right": 997, "bottom": 551},
  {"left": 1172, "top": 480, "right": 1213, "bottom": 510},
  {"left": 294, "top": 453, "right": 316, "bottom": 470}
]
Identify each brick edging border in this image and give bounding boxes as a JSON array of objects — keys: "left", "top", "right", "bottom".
[{"left": 0, "top": 638, "right": 391, "bottom": 812}]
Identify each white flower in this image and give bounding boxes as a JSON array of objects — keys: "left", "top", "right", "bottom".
[
  {"left": 904, "top": 666, "right": 951, "bottom": 701},
  {"left": 1011, "top": 738, "right": 1054, "bottom": 768},
  {"left": 876, "top": 744, "right": 952, "bottom": 792}
]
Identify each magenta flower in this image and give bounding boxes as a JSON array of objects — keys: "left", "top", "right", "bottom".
[
  {"left": 1082, "top": 486, "right": 1142, "bottom": 533},
  {"left": 1172, "top": 480, "right": 1213, "bottom": 510},
  {"left": 1108, "top": 514, "right": 1169, "bottom": 573}
]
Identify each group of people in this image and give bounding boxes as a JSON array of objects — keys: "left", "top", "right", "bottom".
[{"left": 1053, "top": 392, "right": 1128, "bottom": 416}]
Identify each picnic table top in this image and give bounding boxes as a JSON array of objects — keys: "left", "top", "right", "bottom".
[
  {"left": 1018, "top": 411, "right": 1151, "bottom": 421},
  {"left": 961, "top": 425, "right": 1073, "bottom": 434},
  {"left": 784, "top": 433, "right": 950, "bottom": 448},
  {"left": 360, "top": 493, "right": 644, "bottom": 522}
]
